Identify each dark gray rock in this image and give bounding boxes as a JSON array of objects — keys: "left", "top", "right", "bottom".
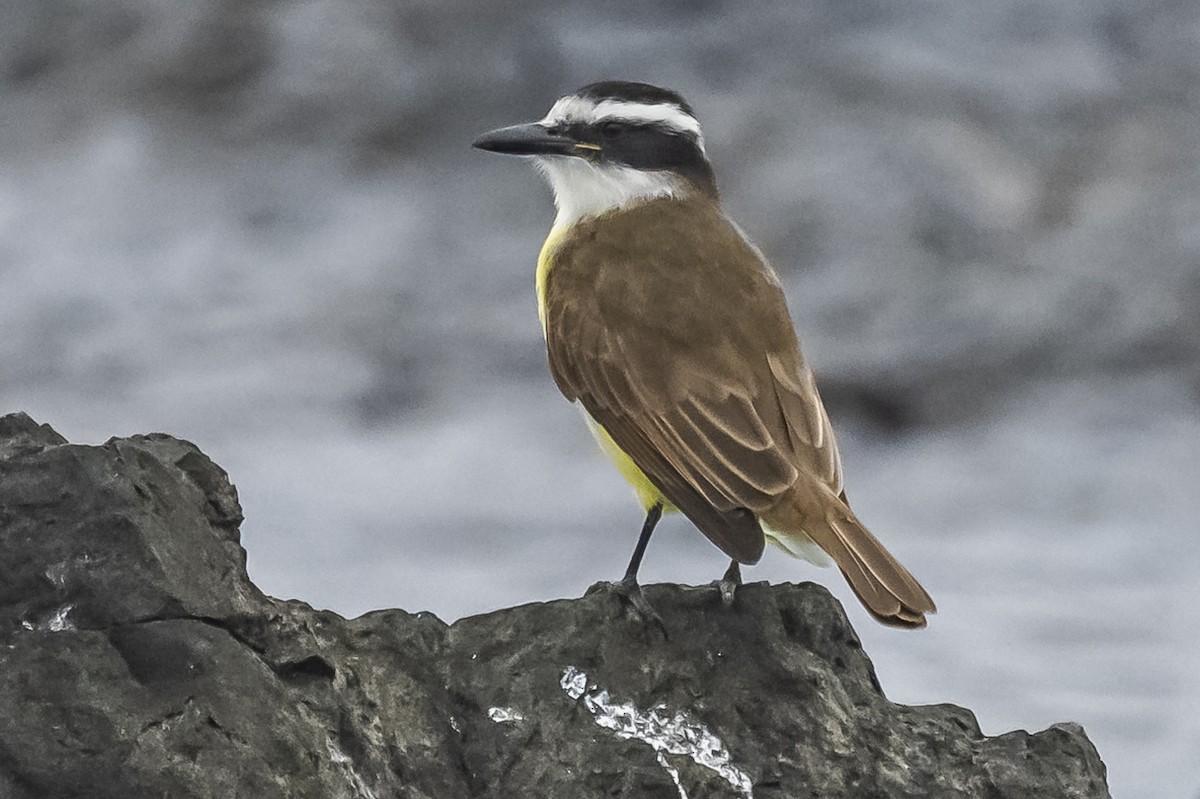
[{"left": 0, "top": 413, "right": 1111, "bottom": 799}]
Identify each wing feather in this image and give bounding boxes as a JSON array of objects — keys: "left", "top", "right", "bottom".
[
  {"left": 542, "top": 197, "right": 842, "bottom": 563},
  {"left": 767, "top": 351, "right": 843, "bottom": 491}
]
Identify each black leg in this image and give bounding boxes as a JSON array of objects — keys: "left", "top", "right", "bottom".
[
  {"left": 622, "top": 502, "right": 662, "bottom": 583},
  {"left": 715, "top": 559, "right": 741, "bottom": 607},
  {"left": 613, "top": 502, "right": 667, "bottom": 637}
]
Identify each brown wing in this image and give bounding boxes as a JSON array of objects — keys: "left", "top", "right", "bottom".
[{"left": 542, "top": 196, "right": 843, "bottom": 564}]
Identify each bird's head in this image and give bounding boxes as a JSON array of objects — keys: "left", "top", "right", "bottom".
[{"left": 473, "top": 81, "right": 717, "bottom": 226}]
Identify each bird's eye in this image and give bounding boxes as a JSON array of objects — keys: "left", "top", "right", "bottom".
[{"left": 600, "top": 121, "right": 628, "bottom": 139}]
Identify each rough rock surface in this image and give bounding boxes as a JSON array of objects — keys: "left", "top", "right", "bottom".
[{"left": 0, "top": 413, "right": 1111, "bottom": 799}]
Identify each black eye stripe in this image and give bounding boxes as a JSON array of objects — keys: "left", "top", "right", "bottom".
[
  {"left": 542, "top": 117, "right": 712, "bottom": 192},
  {"left": 559, "top": 119, "right": 698, "bottom": 143}
]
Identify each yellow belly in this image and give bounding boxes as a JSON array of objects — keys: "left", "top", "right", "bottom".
[{"left": 581, "top": 411, "right": 675, "bottom": 512}]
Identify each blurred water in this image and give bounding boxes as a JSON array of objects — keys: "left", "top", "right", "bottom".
[{"left": 2, "top": 1, "right": 1199, "bottom": 797}]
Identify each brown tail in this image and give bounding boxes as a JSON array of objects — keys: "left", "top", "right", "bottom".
[{"left": 767, "top": 488, "right": 936, "bottom": 628}]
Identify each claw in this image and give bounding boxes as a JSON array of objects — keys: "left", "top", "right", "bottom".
[{"left": 614, "top": 577, "right": 669, "bottom": 639}]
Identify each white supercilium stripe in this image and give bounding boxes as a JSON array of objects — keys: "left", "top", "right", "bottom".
[{"left": 540, "top": 96, "right": 705, "bottom": 151}]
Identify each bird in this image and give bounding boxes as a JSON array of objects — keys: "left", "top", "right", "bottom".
[{"left": 472, "top": 81, "right": 935, "bottom": 628}]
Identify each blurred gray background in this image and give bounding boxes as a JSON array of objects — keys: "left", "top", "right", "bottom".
[{"left": 2, "top": 1, "right": 1197, "bottom": 796}]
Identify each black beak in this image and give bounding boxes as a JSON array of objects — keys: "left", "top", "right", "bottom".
[{"left": 472, "top": 123, "right": 577, "bottom": 156}]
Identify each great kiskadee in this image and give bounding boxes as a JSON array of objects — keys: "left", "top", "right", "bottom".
[{"left": 473, "top": 81, "right": 935, "bottom": 628}]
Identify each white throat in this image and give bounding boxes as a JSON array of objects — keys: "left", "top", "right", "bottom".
[{"left": 535, "top": 156, "right": 685, "bottom": 228}]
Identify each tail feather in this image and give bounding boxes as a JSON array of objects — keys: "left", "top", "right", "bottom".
[{"left": 767, "top": 489, "right": 936, "bottom": 628}]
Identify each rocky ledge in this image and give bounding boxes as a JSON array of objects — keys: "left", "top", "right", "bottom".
[{"left": 0, "top": 412, "right": 1110, "bottom": 799}]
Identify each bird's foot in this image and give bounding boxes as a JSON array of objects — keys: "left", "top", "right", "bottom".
[
  {"left": 711, "top": 561, "right": 742, "bottom": 607},
  {"left": 612, "top": 576, "right": 669, "bottom": 640}
]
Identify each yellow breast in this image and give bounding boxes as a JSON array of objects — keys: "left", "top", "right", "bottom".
[{"left": 535, "top": 223, "right": 569, "bottom": 337}]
